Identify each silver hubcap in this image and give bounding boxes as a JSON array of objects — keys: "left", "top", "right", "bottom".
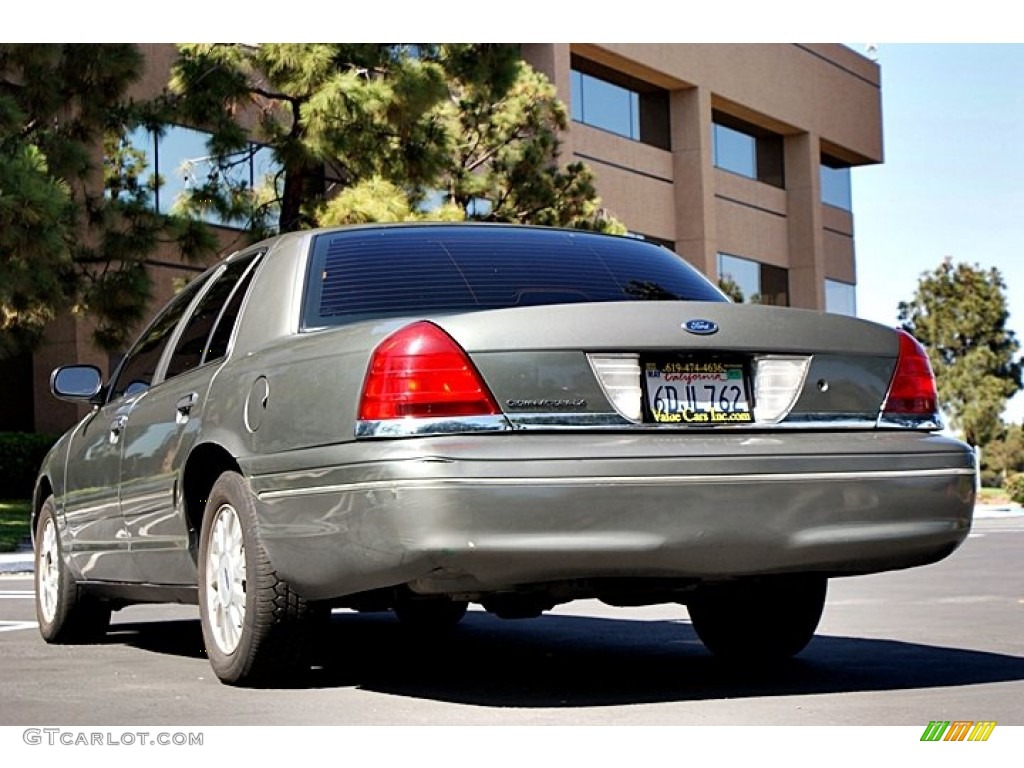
[
  {"left": 205, "top": 503, "right": 247, "bottom": 655},
  {"left": 37, "top": 517, "right": 60, "bottom": 623}
]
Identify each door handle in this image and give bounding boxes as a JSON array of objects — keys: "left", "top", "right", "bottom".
[
  {"left": 175, "top": 392, "right": 198, "bottom": 424},
  {"left": 108, "top": 415, "right": 127, "bottom": 444}
]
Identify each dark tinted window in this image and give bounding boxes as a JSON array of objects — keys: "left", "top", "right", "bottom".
[
  {"left": 304, "top": 227, "right": 725, "bottom": 328},
  {"left": 204, "top": 256, "right": 261, "bottom": 362},
  {"left": 165, "top": 255, "right": 259, "bottom": 379},
  {"left": 109, "top": 275, "right": 209, "bottom": 401}
]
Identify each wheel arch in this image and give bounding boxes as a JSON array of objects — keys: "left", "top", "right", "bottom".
[
  {"left": 32, "top": 475, "right": 55, "bottom": 546},
  {"left": 182, "top": 442, "right": 242, "bottom": 558}
]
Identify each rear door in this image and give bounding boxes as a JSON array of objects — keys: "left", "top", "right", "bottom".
[{"left": 120, "top": 253, "right": 262, "bottom": 585}]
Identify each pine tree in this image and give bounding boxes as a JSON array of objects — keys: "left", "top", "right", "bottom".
[
  {"left": 898, "top": 257, "right": 1022, "bottom": 446},
  {"left": 429, "top": 44, "right": 622, "bottom": 232},
  {"left": 165, "top": 44, "right": 622, "bottom": 234},
  {"left": 981, "top": 422, "right": 1024, "bottom": 486},
  {"left": 0, "top": 44, "right": 216, "bottom": 355}
]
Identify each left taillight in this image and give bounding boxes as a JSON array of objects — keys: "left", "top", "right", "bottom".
[
  {"left": 882, "top": 329, "right": 939, "bottom": 418},
  {"left": 358, "top": 321, "right": 500, "bottom": 422}
]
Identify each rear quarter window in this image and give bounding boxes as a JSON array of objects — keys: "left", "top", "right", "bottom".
[{"left": 302, "top": 226, "right": 725, "bottom": 328}]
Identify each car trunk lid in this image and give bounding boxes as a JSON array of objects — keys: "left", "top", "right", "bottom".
[{"left": 428, "top": 302, "right": 909, "bottom": 430}]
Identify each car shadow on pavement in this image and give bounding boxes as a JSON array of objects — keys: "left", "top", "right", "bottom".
[
  {"left": 105, "top": 610, "right": 1024, "bottom": 705},
  {"left": 105, "top": 618, "right": 209, "bottom": 660}
]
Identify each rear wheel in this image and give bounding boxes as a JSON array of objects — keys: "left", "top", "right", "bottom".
[
  {"left": 687, "top": 575, "right": 826, "bottom": 661},
  {"left": 35, "top": 497, "right": 110, "bottom": 643},
  {"left": 199, "top": 471, "right": 319, "bottom": 686}
]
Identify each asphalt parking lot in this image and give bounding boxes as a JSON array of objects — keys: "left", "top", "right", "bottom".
[{"left": 0, "top": 510, "right": 1021, "bottom": 726}]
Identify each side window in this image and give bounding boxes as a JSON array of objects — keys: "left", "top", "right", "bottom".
[
  {"left": 108, "top": 275, "right": 209, "bottom": 401},
  {"left": 164, "top": 254, "right": 260, "bottom": 380},
  {"left": 203, "top": 255, "right": 261, "bottom": 362}
]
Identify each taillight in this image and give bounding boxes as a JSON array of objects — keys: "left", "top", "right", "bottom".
[
  {"left": 358, "top": 321, "right": 500, "bottom": 421},
  {"left": 883, "top": 330, "right": 938, "bottom": 416}
]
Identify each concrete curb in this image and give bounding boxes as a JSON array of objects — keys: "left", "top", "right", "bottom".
[
  {"left": 973, "top": 503, "right": 1024, "bottom": 519},
  {"left": 0, "top": 551, "right": 33, "bottom": 574}
]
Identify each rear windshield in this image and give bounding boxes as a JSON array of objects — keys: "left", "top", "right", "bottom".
[{"left": 303, "top": 225, "right": 726, "bottom": 328}]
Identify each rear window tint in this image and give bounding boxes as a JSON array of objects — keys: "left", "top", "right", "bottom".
[{"left": 303, "top": 226, "right": 725, "bottom": 327}]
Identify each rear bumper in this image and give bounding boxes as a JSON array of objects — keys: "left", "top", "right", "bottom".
[{"left": 243, "top": 431, "right": 976, "bottom": 600}]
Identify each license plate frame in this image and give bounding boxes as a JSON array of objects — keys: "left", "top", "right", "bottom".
[{"left": 641, "top": 355, "right": 755, "bottom": 425}]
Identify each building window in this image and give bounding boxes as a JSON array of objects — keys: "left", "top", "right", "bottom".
[
  {"left": 571, "top": 70, "right": 639, "bottom": 140},
  {"left": 712, "top": 111, "right": 784, "bottom": 188},
  {"left": 718, "top": 253, "right": 789, "bottom": 306},
  {"left": 825, "top": 279, "right": 857, "bottom": 316},
  {"left": 570, "top": 57, "right": 670, "bottom": 150},
  {"left": 821, "top": 156, "right": 852, "bottom": 210},
  {"left": 121, "top": 125, "right": 280, "bottom": 229},
  {"left": 713, "top": 123, "right": 755, "bottom": 178}
]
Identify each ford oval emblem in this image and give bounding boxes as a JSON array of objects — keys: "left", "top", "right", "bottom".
[{"left": 683, "top": 319, "right": 719, "bottom": 335}]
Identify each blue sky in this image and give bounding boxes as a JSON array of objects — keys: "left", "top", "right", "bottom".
[{"left": 849, "top": 43, "right": 1024, "bottom": 421}]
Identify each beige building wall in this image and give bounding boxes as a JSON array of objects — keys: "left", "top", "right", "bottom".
[{"left": 524, "top": 43, "right": 882, "bottom": 310}]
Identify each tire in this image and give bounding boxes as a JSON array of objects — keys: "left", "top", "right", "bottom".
[
  {"left": 687, "top": 575, "right": 827, "bottom": 661},
  {"left": 393, "top": 594, "right": 468, "bottom": 632},
  {"left": 198, "top": 471, "right": 319, "bottom": 686},
  {"left": 34, "top": 497, "right": 111, "bottom": 644}
]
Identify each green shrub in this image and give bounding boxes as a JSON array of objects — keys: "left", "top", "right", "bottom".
[
  {"left": 1005, "top": 474, "right": 1024, "bottom": 506},
  {"left": 979, "top": 469, "right": 1003, "bottom": 489},
  {"left": 0, "top": 432, "right": 59, "bottom": 499}
]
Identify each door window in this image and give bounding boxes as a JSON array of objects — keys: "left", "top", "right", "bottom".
[
  {"left": 108, "top": 275, "right": 209, "bottom": 401},
  {"left": 164, "top": 254, "right": 261, "bottom": 380}
]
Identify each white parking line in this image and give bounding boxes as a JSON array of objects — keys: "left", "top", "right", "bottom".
[
  {"left": 976, "top": 525, "right": 1024, "bottom": 534},
  {"left": 0, "top": 591, "right": 33, "bottom": 599},
  {"left": 0, "top": 621, "right": 38, "bottom": 633}
]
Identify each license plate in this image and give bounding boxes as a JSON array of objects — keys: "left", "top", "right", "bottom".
[{"left": 643, "top": 358, "right": 753, "bottom": 424}]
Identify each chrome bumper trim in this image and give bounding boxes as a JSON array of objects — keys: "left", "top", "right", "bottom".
[{"left": 256, "top": 466, "right": 977, "bottom": 501}]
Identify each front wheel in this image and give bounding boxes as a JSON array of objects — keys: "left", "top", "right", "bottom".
[
  {"left": 198, "top": 471, "right": 318, "bottom": 686},
  {"left": 687, "top": 575, "right": 827, "bottom": 661},
  {"left": 35, "top": 497, "right": 110, "bottom": 644}
]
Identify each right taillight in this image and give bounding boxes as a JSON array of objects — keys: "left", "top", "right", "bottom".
[{"left": 882, "top": 330, "right": 938, "bottom": 418}]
